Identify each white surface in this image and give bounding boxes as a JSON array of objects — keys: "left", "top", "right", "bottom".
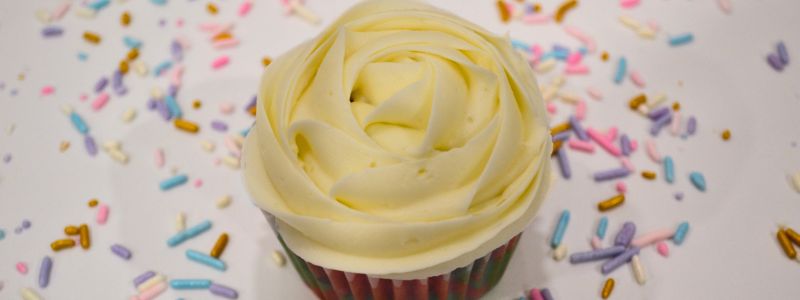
[{"left": 1, "top": 0, "right": 799, "bottom": 299}]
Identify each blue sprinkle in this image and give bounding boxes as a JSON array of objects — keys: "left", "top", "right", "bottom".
[
  {"left": 240, "top": 127, "right": 251, "bottom": 137},
  {"left": 596, "top": 217, "right": 609, "bottom": 239},
  {"left": 578, "top": 46, "right": 588, "bottom": 55},
  {"left": 614, "top": 57, "right": 627, "bottom": 84},
  {"left": 663, "top": 156, "right": 675, "bottom": 183},
  {"left": 167, "top": 220, "right": 212, "bottom": 247},
  {"left": 673, "top": 222, "right": 690, "bottom": 245},
  {"left": 154, "top": 61, "right": 173, "bottom": 76},
  {"left": 668, "top": 33, "right": 694, "bottom": 47},
  {"left": 150, "top": 0, "right": 168, "bottom": 5},
  {"left": 552, "top": 48, "right": 569, "bottom": 60},
  {"left": 689, "top": 171, "right": 706, "bottom": 191},
  {"left": 159, "top": 174, "right": 188, "bottom": 191},
  {"left": 123, "top": 36, "right": 142, "bottom": 49},
  {"left": 170, "top": 279, "right": 212, "bottom": 289},
  {"left": 186, "top": 249, "right": 226, "bottom": 271},
  {"left": 77, "top": 52, "right": 89, "bottom": 61},
  {"left": 165, "top": 95, "right": 182, "bottom": 118},
  {"left": 88, "top": 0, "right": 111, "bottom": 10},
  {"left": 550, "top": 210, "right": 570, "bottom": 248},
  {"left": 511, "top": 39, "right": 530, "bottom": 52},
  {"left": 0, "top": 229, "right": 5, "bottom": 240}
]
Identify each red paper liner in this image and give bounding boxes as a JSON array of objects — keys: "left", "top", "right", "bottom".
[{"left": 275, "top": 230, "right": 522, "bottom": 300}]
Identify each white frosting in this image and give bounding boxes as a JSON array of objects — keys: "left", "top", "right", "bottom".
[{"left": 243, "top": 0, "right": 551, "bottom": 280}]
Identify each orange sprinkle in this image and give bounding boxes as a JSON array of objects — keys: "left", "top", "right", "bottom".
[
  {"left": 213, "top": 32, "right": 232, "bottom": 41},
  {"left": 496, "top": 0, "right": 510, "bottom": 23},
  {"left": 83, "top": 31, "right": 101, "bottom": 44},
  {"left": 554, "top": 0, "right": 578, "bottom": 23},
  {"left": 174, "top": 119, "right": 200, "bottom": 133},
  {"left": 207, "top": 3, "right": 219, "bottom": 14}
]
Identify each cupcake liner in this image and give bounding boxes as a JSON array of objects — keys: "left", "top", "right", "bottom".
[{"left": 269, "top": 212, "right": 522, "bottom": 300}]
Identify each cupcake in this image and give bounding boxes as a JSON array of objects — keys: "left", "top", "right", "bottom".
[{"left": 242, "top": 1, "right": 552, "bottom": 299}]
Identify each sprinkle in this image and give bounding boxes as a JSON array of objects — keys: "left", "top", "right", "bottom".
[
  {"left": 88, "top": 0, "right": 110, "bottom": 11},
  {"left": 575, "top": 100, "right": 587, "bottom": 120},
  {"left": 550, "top": 210, "right": 570, "bottom": 248},
  {"left": 587, "top": 87, "right": 603, "bottom": 100},
  {"left": 84, "top": 136, "right": 98, "bottom": 156},
  {"left": 601, "top": 278, "right": 615, "bottom": 299},
  {"left": 207, "top": 2, "right": 219, "bottom": 14},
  {"left": 96, "top": 204, "right": 109, "bottom": 224},
  {"left": 616, "top": 181, "right": 627, "bottom": 193},
  {"left": 598, "top": 194, "right": 625, "bottom": 212},
  {"left": 133, "top": 271, "right": 156, "bottom": 287},
  {"left": 239, "top": 1, "right": 253, "bottom": 16},
  {"left": 83, "top": 31, "right": 101, "bottom": 44},
  {"left": 65, "top": 225, "right": 80, "bottom": 235},
  {"left": 569, "top": 246, "right": 625, "bottom": 264},
  {"left": 160, "top": 174, "right": 188, "bottom": 191},
  {"left": 167, "top": 220, "right": 212, "bottom": 247},
  {"left": 222, "top": 155, "right": 240, "bottom": 169},
  {"left": 135, "top": 281, "right": 167, "bottom": 300},
  {"left": 717, "top": 0, "right": 732, "bottom": 14},
  {"left": 613, "top": 57, "right": 627, "bottom": 84},
  {"left": 211, "top": 120, "right": 229, "bottom": 132},
  {"left": 171, "top": 279, "right": 212, "bottom": 289},
  {"left": 150, "top": 0, "right": 167, "bottom": 5},
  {"left": 50, "top": 239, "right": 76, "bottom": 251},
  {"left": 91, "top": 92, "right": 109, "bottom": 111},
  {"left": 272, "top": 250, "right": 286, "bottom": 267},
  {"left": 597, "top": 217, "right": 609, "bottom": 239},
  {"left": 111, "top": 244, "right": 132, "bottom": 260},
  {"left": 568, "top": 139, "right": 595, "bottom": 153},
  {"left": 777, "top": 41, "right": 790, "bottom": 65},
  {"left": 210, "top": 283, "right": 239, "bottom": 299},
  {"left": 174, "top": 119, "right": 199, "bottom": 133},
  {"left": 137, "top": 274, "right": 166, "bottom": 292},
  {"left": 194, "top": 179, "right": 204, "bottom": 188},
  {"left": 68, "top": 111, "right": 89, "bottom": 134},
  {"left": 35, "top": 9, "right": 52, "bottom": 24},
  {"left": 124, "top": 36, "right": 142, "bottom": 49},
  {"left": 591, "top": 236, "right": 603, "bottom": 249},
  {"left": 535, "top": 59, "right": 556, "bottom": 73},
  {"left": 620, "top": 0, "right": 640, "bottom": 9},
  {"left": 42, "top": 26, "right": 64, "bottom": 38},
  {"left": 673, "top": 222, "right": 690, "bottom": 245},
  {"left": 51, "top": 2, "right": 71, "bottom": 20},
  {"left": 614, "top": 222, "right": 636, "bottom": 247},
  {"left": 777, "top": 229, "right": 797, "bottom": 259},
  {"left": 201, "top": 140, "right": 216, "bottom": 152},
  {"left": 553, "top": 244, "right": 568, "bottom": 261},
  {"left": 555, "top": 147, "right": 571, "bottom": 179},
  {"left": 790, "top": 173, "right": 800, "bottom": 193},
  {"left": 16, "top": 262, "right": 28, "bottom": 274},
  {"left": 554, "top": 0, "right": 578, "bottom": 23},
  {"left": 689, "top": 172, "right": 706, "bottom": 191},
  {"left": 594, "top": 167, "right": 630, "bottom": 182},
  {"left": 662, "top": 156, "right": 675, "bottom": 183},
  {"left": 650, "top": 112, "right": 672, "bottom": 136},
  {"left": 214, "top": 38, "right": 240, "bottom": 49},
  {"left": 656, "top": 241, "right": 670, "bottom": 257},
  {"left": 79, "top": 224, "right": 91, "bottom": 249},
  {"left": 631, "top": 228, "right": 674, "bottom": 248},
  {"left": 121, "top": 108, "right": 137, "bottom": 123},
  {"left": 120, "top": 11, "right": 131, "bottom": 26},
  {"left": 186, "top": 249, "right": 226, "bottom": 271},
  {"left": 540, "top": 288, "right": 555, "bottom": 300},
  {"left": 587, "top": 128, "right": 622, "bottom": 156},
  {"left": 786, "top": 228, "right": 800, "bottom": 246},
  {"left": 721, "top": 129, "right": 731, "bottom": 140},
  {"left": 601, "top": 247, "right": 639, "bottom": 274},
  {"left": 530, "top": 289, "right": 544, "bottom": 300},
  {"left": 631, "top": 255, "right": 647, "bottom": 285},
  {"left": 629, "top": 71, "right": 645, "bottom": 87},
  {"left": 216, "top": 195, "right": 232, "bottom": 209},
  {"left": 212, "top": 56, "right": 230, "bottom": 69},
  {"left": 175, "top": 212, "right": 186, "bottom": 232},
  {"left": 20, "top": 288, "right": 41, "bottom": 300},
  {"left": 211, "top": 233, "right": 229, "bottom": 258},
  {"left": 668, "top": 33, "right": 694, "bottom": 47}
]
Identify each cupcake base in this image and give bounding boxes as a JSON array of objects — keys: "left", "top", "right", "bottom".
[{"left": 276, "top": 233, "right": 522, "bottom": 300}]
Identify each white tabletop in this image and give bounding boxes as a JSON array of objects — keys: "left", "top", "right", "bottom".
[{"left": 1, "top": 0, "right": 799, "bottom": 299}]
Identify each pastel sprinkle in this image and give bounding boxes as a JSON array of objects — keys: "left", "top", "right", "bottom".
[
  {"left": 673, "top": 222, "right": 690, "bottom": 245},
  {"left": 597, "top": 216, "right": 609, "bottom": 239},
  {"left": 96, "top": 204, "right": 109, "bottom": 224},
  {"left": 167, "top": 220, "right": 212, "bottom": 247},
  {"left": 656, "top": 241, "right": 670, "bottom": 257},
  {"left": 594, "top": 167, "right": 631, "bottom": 182},
  {"left": 689, "top": 171, "right": 706, "bottom": 191},
  {"left": 91, "top": 92, "right": 110, "bottom": 111},
  {"left": 17, "top": 262, "right": 28, "bottom": 274},
  {"left": 42, "top": 26, "right": 64, "bottom": 37},
  {"left": 629, "top": 71, "right": 645, "bottom": 88},
  {"left": 170, "top": 279, "right": 212, "bottom": 289},
  {"left": 551, "top": 210, "right": 570, "bottom": 248},
  {"left": 767, "top": 54, "right": 783, "bottom": 71},
  {"left": 601, "top": 247, "right": 640, "bottom": 274},
  {"left": 614, "top": 57, "right": 627, "bottom": 84},
  {"left": 20, "top": 288, "right": 41, "bottom": 300},
  {"left": 614, "top": 222, "right": 636, "bottom": 247},
  {"left": 209, "top": 283, "right": 239, "bottom": 299},
  {"left": 111, "top": 244, "right": 132, "bottom": 260},
  {"left": 133, "top": 271, "right": 156, "bottom": 287},
  {"left": 186, "top": 249, "right": 226, "bottom": 271},
  {"left": 569, "top": 245, "right": 625, "bottom": 264},
  {"left": 631, "top": 255, "right": 647, "bottom": 285},
  {"left": 553, "top": 244, "right": 568, "bottom": 261},
  {"left": 668, "top": 33, "right": 694, "bottom": 47},
  {"left": 587, "top": 128, "right": 621, "bottom": 156},
  {"left": 160, "top": 174, "right": 188, "bottom": 191},
  {"left": 631, "top": 228, "right": 674, "bottom": 247},
  {"left": 212, "top": 56, "right": 230, "bottom": 69},
  {"left": 555, "top": 147, "right": 571, "bottom": 179},
  {"left": 84, "top": 135, "right": 98, "bottom": 156},
  {"left": 663, "top": 156, "right": 675, "bottom": 183},
  {"left": 38, "top": 256, "right": 52, "bottom": 288},
  {"left": 777, "top": 41, "right": 789, "bottom": 65}
]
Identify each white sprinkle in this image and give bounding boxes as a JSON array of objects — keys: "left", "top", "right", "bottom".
[
  {"left": 553, "top": 244, "right": 567, "bottom": 261},
  {"left": 216, "top": 195, "right": 232, "bottom": 209},
  {"left": 222, "top": 155, "right": 240, "bottom": 169},
  {"left": 60, "top": 104, "right": 74, "bottom": 115},
  {"left": 201, "top": 140, "right": 215, "bottom": 152},
  {"left": 122, "top": 108, "right": 137, "bottom": 123},
  {"left": 272, "top": 250, "right": 286, "bottom": 266},
  {"left": 535, "top": 59, "right": 557, "bottom": 73},
  {"left": 75, "top": 6, "right": 96, "bottom": 19},
  {"left": 637, "top": 26, "right": 656, "bottom": 39},
  {"left": 631, "top": 255, "right": 647, "bottom": 285},
  {"left": 647, "top": 92, "right": 667, "bottom": 108},
  {"left": 552, "top": 75, "right": 566, "bottom": 87},
  {"left": 150, "top": 87, "right": 164, "bottom": 100},
  {"left": 134, "top": 61, "right": 148, "bottom": 76},
  {"left": 176, "top": 212, "right": 186, "bottom": 232},
  {"left": 790, "top": 172, "right": 800, "bottom": 194},
  {"left": 20, "top": 287, "right": 41, "bottom": 300},
  {"left": 619, "top": 15, "right": 641, "bottom": 29},
  {"left": 558, "top": 91, "right": 581, "bottom": 104},
  {"left": 288, "top": 0, "right": 320, "bottom": 25},
  {"left": 542, "top": 85, "right": 558, "bottom": 102},
  {"left": 35, "top": 9, "right": 52, "bottom": 24},
  {"left": 107, "top": 148, "right": 129, "bottom": 164},
  {"left": 103, "top": 140, "right": 121, "bottom": 150}
]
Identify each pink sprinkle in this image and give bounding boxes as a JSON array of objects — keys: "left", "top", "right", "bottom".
[
  {"left": 80, "top": 93, "right": 89, "bottom": 101},
  {"left": 586, "top": 87, "right": 603, "bottom": 101},
  {"left": 170, "top": 65, "right": 184, "bottom": 86},
  {"left": 670, "top": 111, "right": 682, "bottom": 135},
  {"left": 605, "top": 127, "right": 618, "bottom": 141},
  {"left": 51, "top": 2, "right": 71, "bottom": 21},
  {"left": 214, "top": 158, "right": 222, "bottom": 166},
  {"left": 211, "top": 56, "right": 230, "bottom": 70},
  {"left": 587, "top": 128, "right": 621, "bottom": 156},
  {"left": 646, "top": 139, "right": 661, "bottom": 163},
  {"left": 615, "top": 181, "right": 627, "bottom": 193},
  {"left": 647, "top": 20, "right": 660, "bottom": 32},
  {"left": 225, "top": 136, "right": 242, "bottom": 157},
  {"left": 40, "top": 85, "right": 55, "bottom": 96},
  {"left": 531, "top": 44, "right": 543, "bottom": 57},
  {"left": 591, "top": 236, "right": 603, "bottom": 249},
  {"left": 564, "top": 64, "right": 589, "bottom": 75},
  {"left": 198, "top": 22, "right": 221, "bottom": 32},
  {"left": 176, "top": 18, "right": 184, "bottom": 27},
  {"left": 631, "top": 228, "right": 675, "bottom": 248},
  {"left": 564, "top": 26, "right": 596, "bottom": 53},
  {"left": 522, "top": 13, "right": 550, "bottom": 24},
  {"left": 568, "top": 139, "right": 595, "bottom": 153},
  {"left": 239, "top": 1, "right": 253, "bottom": 17},
  {"left": 717, "top": 0, "right": 732, "bottom": 14},
  {"left": 575, "top": 100, "right": 586, "bottom": 120},
  {"left": 194, "top": 179, "right": 203, "bottom": 188},
  {"left": 96, "top": 204, "right": 109, "bottom": 225},
  {"left": 546, "top": 102, "right": 557, "bottom": 114},
  {"left": 566, "top": 52, "right": 582, "bottom": 65},
  {"left": 213, "top": 38, "right": 240, "bottom": 49},
  {"left": 629, "top": 139, "right": 638, "bottom": 151},
  {"left": 219, "top": 103, "right": 234, "bottom": 114},
  {"left": 620, "top": 157, "right": 635, "bottom": 171},
  {"left": 504, "top": 2, "right": 515, "bottom": 16},
  {"left": 620, "top": 0, "right": 640, "bottom": 9},
  {"left": 16, "top": 262, "right": 27, "bottom": 274},
  {"left": 656, "top": 241, "right": 670, "bottom": 257},
  {"left": 630, "top": 71, "right": 646, "bottom": 88},
  {"left": 154, "top": 148, "right": 165, "bottom": 168},
  {"left": 92, "top": 92, "right": 110, "bottom": 111}
]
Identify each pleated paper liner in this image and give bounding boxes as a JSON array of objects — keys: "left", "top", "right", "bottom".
[{"left": 276, "top": 233, "right": 522, "bottom": 300}]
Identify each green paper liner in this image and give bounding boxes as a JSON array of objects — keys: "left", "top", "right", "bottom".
[{"left": 275, "top": 231, "right": 522, "bottom": 300}]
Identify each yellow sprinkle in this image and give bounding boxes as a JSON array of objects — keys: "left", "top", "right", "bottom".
[
  {"left": 64, "top": 225, "right": 80, "bottom": 235},
  {"left": 207, "top": 3, "right": 219, "bottom": 14},
  {"left": 201, "top": 140, "right": 215, "bottom": 152},
  {"left": 262, "top": 56, "right": 272, "bottom": 67},
  {"left": 554, "top": 0, "right": 578, "bottom": 23},
  {"left": 192, "top": 99, "right": 202, "bottom": 109},
  {"left": 598, "top": 194, "right": 625, "bottom": 212},
  {"left": 88, "top": 199, "right": 99, "bottom": 207},
  {"left": 272, "top": 250, "right": 286, "bottom": 267},
  {"left": 628, "top": 94, "right": 647, "bottom": 110},
  {"left": 122, "top": 108, "right": 137, "bottom": 123},
  {"left": 79, "top": 224, "right": 91, "bottom": 249},
  {"left": 553, "top": 244, "right": 567, "bottom": 261},
  {"left": 641, "top": 171, "right": 656, "bottom": 180},
  {"left": 83, "top": 31, "right": 101, "bottom": 44},
  {"left": 107, "top": 148, "right": 129, "bottom": 164},
  {"left": 121, "top": 11, "right": 131, "bottom": 26},
  {"left": 174, "top": 119, "right": 200, "bottom": 133},
  {"left": 216, "top": 195, "right": 232, "bottom": 209},
  {"left": 175, "top": 212, "right": 185, "bottom": 232},
  {"left": 222, "top": 155, "right": 240, "bottom": 169},
  {"left": 51, "top": 238, "right": 76, "bottom": 251},
  {"left": 119, "top": 60, "right": 129, "bottom": 74},
  {"left": 602, "top": 278, "right": 615, "bottom": 299},
  {"left": 20, "top": 287, "right": 42, "bottom": 300},
  {"left": 59, "top": 141, "right": 70, "bottom": 152},
  {"left": 721, "top": 129, "right": 731, "bottom": 141}
]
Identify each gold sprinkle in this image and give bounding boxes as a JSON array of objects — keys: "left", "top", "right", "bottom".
[
  {"left": 777, "top": 229, "right": 797, "bottom": 259},
  {"left": 598, "top": 194, "right": 625, "bottom": 212},
  {"left": 601, "top": 51, "right": 609, "bottom": 62},
  {"left": 174, "top": 119, "right": 200, "bottom": 133},
  {"left": 641, "top": 171, "right": 656, "bottom": 180},
  {"left": 121, "top": 11, "right": 131, "bottom": 26},
  {"left": 59, "top": 141, "right": 70, "bottom": 152},
  {"left": 262, "top": 56, "right": 272, "bottom": 67},
  {"left": 601, "top": 278, "right": 615, "bottom": 299},
  {"left": 786, "top": 227, "right": 800, "bottom": 246},
  {"left": 79, "top": 224, "right": 91, "bottom": 249},
  {"left": 207, "top": 3, "right": 219, "bottom": 14},
  {"left": 210, "top": 233, "right": 229, "bottom": 258},
  {"left": 213, "top": 32, "right": 232, "bottom": 41},
  {"left": 550, "top": 122, "right": 571, "bottom": 136},
  {"left": 119, "top": 60, "right": 129, "bottom": 74},
  {"left": 721, "top": 129, "right": 731, "bottom": 141},
  {"left": 248, "top": 106, "right": 257, "bottom": 116},
  {"left": 554, "top": 0, "right": 578, "bottom": 23},
  {"left": 127, "top": 48, "right": 139, "bottom": 61},
  {"left": 628, "top": 94, "right": 647, "bottom": 110},
  {"left": 88, "top": 199, "right": 99, "bottom": 207},
  {"left": 51, "top": 239, "right": 76, "bottom": 251},
  {"left": 192, "top": 99, "right": 202, "bottom": 109},
  {"left": 533, "top": 3, "right": 542, "bottom": 12},
  {"left": 552, "top": 140, "right": 563, "bottom": 156},
  {"left": 83, "top": 31, "right": 101, "bottom": 44},
  {"left": 496, "top": 0, "right": 510, "bottom": 23},
  {"left": 672, "top": 102, "right": 681, "bottom": 111},
  {"left": 64, "top": 225, "right": 80, "bottom": 235}
]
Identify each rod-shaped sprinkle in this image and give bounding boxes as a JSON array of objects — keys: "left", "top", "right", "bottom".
[
  {"left": 663, "top": 156, "right": 675, "bottom": 183},
  {"left": 620, "top": 134, "right": 631, "bottom": 156},
  {"left": 631, "top": 255, "right": 646, "bottom": 285},
  {"left": 568, "top": 115, "right": 588, "bottom": 141},
  {"left": 614, "top": 222, "right": 636, "bottom": 247},
  {"left": 593, "top": 167, "right": 630, "bottom": 182},
  {"left": 785, "top": 228, "right": 800, "bottom": 246},
  {"left": 167, "top": 220, "right": 212, "bottom": 247},
  {"left": 601, "top": 278, "right": 615, "bottom": 299},
  {"left": 689, "top": 172, "right": 706, "bottom": 191},
  {"left": 38, "top": 256, "right": 52, "bottom": 288},
  {"left": 587, "top": 128, "right": 621, "bottom": 156},
  {"left": 685, "top": 116, "right": 697, "bottom": 136},
  {"left": 777, "top": 41, "right": 789, "bottom": 65},
  {"left": 556, "top": 147, "right": 571, "bottom": 179},
  {"left": 209, "top": 283, "right": 239, "bottom": 299},
  {"left": 767, "top": 53, "right": 784, "bottom": 72},
  {"left": 551, "top": 210, "right": 571, "bottom": 248},
  {"left": 186, "top": 249, "right": 227, "bottom": 271},
  {"left": 133, "top": 271, "right": 156, "bottom": 287},
  {"left": 778, "top": 229, "right": 797, "bottom": 259},
  {"left": 601, "top": 247, "right": 640, "bottom": 274},
  {"left": 647, "top": 106, "right": 670, "bottom": 120},
  {"left": 540, "top": 288, "right": 555, "bottom": 300},
  {"left": 210, "top": 233, "right": 229, "bottom": 258},
  {"left": 111, "top": 244, "right": 132, "bottom": 260},
  {"left": 160, "top": 174, "right": 188, "bottom": 191},
  {"left": 79, "top": 224, "right": 91, "bottom": 249},
  {"left": 84, "top": 135, "right": 98, "bottom": 156},
  {"left": 598, "top": 194, "right": 625, "bottom": 212},
  {"left": 614, "top": 57, "right": 627, "bottom": 84},
  {"left": 50, "top": 239, "right": 76, "bottom": 251},
  {"left": 650, "top": 112, "right": 672, "bottom": 136},
  {"left": 530, "top": 288, "right": 544, "bottom": 300},
  {"left": 569, "top": 245, "right": 626, "bottom": 264},
  {"left": 668, "top": 33, "right": 694, "bottom": 47},
  {"left": 631, "top": 228, "right": 674, "bottom": 248},
  {"left": 673, "top": 222, "right": 690, "bottom": 245},
  {"left": 70, "top": 112, "right": 89, "bottom": 134},
  {"left": 597, "top": 217, "right": 609, "bottom": 239},
  {"left": 170, "top": 279, "right": 212, "bottom": 289}
]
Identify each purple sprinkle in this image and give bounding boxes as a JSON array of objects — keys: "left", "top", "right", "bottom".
[
  {"left": 674, "top": 192, "right": 684, "bottom": 201},
  {"left": 777, "top": 41, "right": 789, "bottom": 65},
  {"left": 14, "top": 227, "right": 23, "bottom": 234},
  {"left": 614, "top": 222, "right": 636, "bottom": 247},
  {"left": 84, "top": 135, "right": 98, "bottom": 156},
  {"left": 601, "top": 247, "right": 640, "bottom": 275},
  {"left": 593, "top": 167, "right": 630, "bottom": 182},
  {"left": 133, "top": 271, "right": 156, "bottom": 287},
  {"left": 114, "top": 85, "right": 128, "bottom": 96},
  {"left": 650, "top": 112, "right": 673, "bottom": 137},
  {"left": 155, "top": 100, "right": 172, "bottom": 120},
  {"left": 171, "top": 40, "right": 183, "bottom": 61},
  {"left": 21, "top": 219, "right": 31, "bottom": 229},
  {"left": 209, "top": 283, "right": 239, "bottom": 299},
  {"left": 556, "top": 147, "right": 571, "bottom": 179},
  {"left": 211, "top": 120, "right": 229, "bottom": 132},
  {"left": 95, "top": 77, "right": 108, "bottom": 93},
  {"left": 620, "top": 134, "right": 631, "bottom": 156},
  {"left": 111, "top": 244, "right": 132, "bottom": 260},
  {"left": 2, "top": 153, "right": 10, "bottom": 163},
  {"left": 767, "top": 53, "right": 784, "bottom": 72},
  {"left": 552, "top": 131, "right": 570, "bottom": 142},
  {"left": 147, "top": 99, "right": 158, "bottom": 110},
  {"left": 112, "top": 70, "right": 123, "bottom": 89},
  {"left": 569, "top": 245, "right": 626, "bottom": 264},
  {"left": 10, "top": 89, "right": 18, "bottom": 96},
  {"left": 38, "top": 256, "right": 52, "bottom": 288},
  {"left": 686, "top": 116, "right": 697, "bottom": 136},
  {"left": 552, "top": 44, "right": 568, "bottom": 53},
  {"left": 168, "top": 85, "right": 179, "bottom": 97},
  {"left": 158, "top": 18, "right": 167, "bottom": 27},
  {"left": 568, "top": 115, "right": 588, "bottom": 141},
  {"left": 42, "top": 26, "right": 64, "bottom": 38},
  {"left": 244, "top": 95, "right": 257, "bottom": 112},
  {"left": 540, "top": 288, "right": 554, "bottom": 300},
  {"left": 647, "top": 106, "right": 670, "bottom": 120}
]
